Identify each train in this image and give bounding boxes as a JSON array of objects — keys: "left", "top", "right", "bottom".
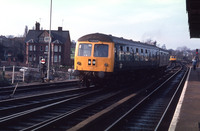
[
  {"left": 169, "top": 55, "right": 176, "bottom": 62},
  {"left": 73, "top": 33, "right": 169, "bottom": 87},
  {"left": 169, "top": 55, "right": 177, "bottom": 66}
]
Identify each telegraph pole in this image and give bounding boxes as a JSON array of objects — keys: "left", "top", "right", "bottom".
[{"left": 47, "top": 0, "right": 52, "bottom": 82}]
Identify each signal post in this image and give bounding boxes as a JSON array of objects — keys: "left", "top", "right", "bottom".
[{"left": 40, "top": 58, "right": 47, "bottom": 83}]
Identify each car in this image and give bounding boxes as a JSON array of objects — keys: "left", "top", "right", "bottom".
[{"left": 19, "top": 67, "right": 29, "bottom": 72}]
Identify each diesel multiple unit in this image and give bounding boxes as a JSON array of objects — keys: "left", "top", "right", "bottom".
[{"left": 74, "top": 33, "right": 169, "bottom": 87}]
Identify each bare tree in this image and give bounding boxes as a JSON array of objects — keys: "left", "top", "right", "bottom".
[
  {"left": 176, "top": 46, "right": 190, "bottom": 52},
  {"left": 6, "top": 35, "right": 14, "bottom": 38},
  {"left": 175, "top": 46, "right": 193, "bottom": 61},
  {"left": 144, "top": 38, "right": 157, "bottom": 46}
]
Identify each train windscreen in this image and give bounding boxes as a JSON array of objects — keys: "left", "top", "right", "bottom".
[
  {"left": 94, "top": 44, "right": 108, "bottom": 57},
  {"left": 78, "top": 44, "right": 92, "bottom": 56}
]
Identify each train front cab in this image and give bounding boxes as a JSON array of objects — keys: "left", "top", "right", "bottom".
[
  {"left": 169, "top": 55, "right": 176, "bottom": 62},
  {"left": 74, "top": 41, "right": 115, "bottom": 86},
  {"left": 169, "top": 55, "right": 176, "bottom": 66}
]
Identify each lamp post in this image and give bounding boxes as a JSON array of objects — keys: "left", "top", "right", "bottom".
[{"left": 47, "top": 0, "right": 52, "bottom": 82}]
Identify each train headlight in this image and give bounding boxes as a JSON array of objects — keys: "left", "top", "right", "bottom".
[
  {"left": 104, "top": 63, "right": 108, "bottom": 67},
  {"left": 77, "top": 61, "right": 81, "bottom": 65},
  {"left": 88, "top": 59, "right": 91, "bottom": 65},
  {"left": 92, "top": 59, "right": 96, "bottom": 65}
]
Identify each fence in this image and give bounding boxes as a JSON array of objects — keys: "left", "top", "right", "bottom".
[{"left": 0, "top": 66, "right": 73, "bottom": 86}]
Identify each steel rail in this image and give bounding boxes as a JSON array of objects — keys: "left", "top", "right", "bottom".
[
  {"left": 65, "top": 65, "right": 181, "bottom": 131},
  {"left": 0, "top": 90, "right": 101, "bottom": 125},
  {"left": 20, "top": 91, "right": 123, "bottom": 131},
  {"left": 155, "top": 66, "right": 189, "bottom": 130},
  {"left": 0, "top": 80, "right": 78, "bottom": 98},
  {"left": 0, "top": 86, "right": 95, "bottom": 117},
  {"left": 105, "top": 66, "right": 183, "bottom": 131}
]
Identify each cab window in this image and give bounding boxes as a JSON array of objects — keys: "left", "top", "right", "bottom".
[
  {"left": 94, "top": 44, "right": 109, "bottom": 57},
  {"left": 78, "top": 44, "right": 92, "bottom": 56}
]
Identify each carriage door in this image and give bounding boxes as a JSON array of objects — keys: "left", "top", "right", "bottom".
[{"left": 156, "top": 51, "right": 160, "bottom": 66}]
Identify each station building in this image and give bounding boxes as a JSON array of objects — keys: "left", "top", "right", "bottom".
[{"left": 25, "top": 22, "right": 71, "bottom": 67}]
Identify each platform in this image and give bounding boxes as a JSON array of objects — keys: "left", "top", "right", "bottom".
[{"left": 169, "top": 67, "right": 200, "bottom": 131}]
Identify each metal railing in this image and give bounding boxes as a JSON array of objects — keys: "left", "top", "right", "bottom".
[{"left": 0, "top": 66, "right": 74, "bottom": 85}]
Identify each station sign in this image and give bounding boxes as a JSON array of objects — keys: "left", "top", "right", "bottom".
[{"left": 44, "top": 37, "right": 51, "bottom": 43}]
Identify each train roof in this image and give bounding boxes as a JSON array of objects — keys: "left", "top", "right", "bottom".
[
  {"left": 78, "top": 33, "right": 157, "bottom": 48},
  {"left": 78, "top": 33, "right": 113, "bottom": 42}
]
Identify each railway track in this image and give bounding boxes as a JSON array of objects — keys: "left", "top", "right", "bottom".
[
  {"left": 0, "top": 88, "right": 105, "bottom": 130},
  {"left": 0, "top": 77, "right": 152, "bottom": 130},
  {"left": 0, "top": 80, "right": 78, "bottom": 100},
  {"left": 0, "top": 64, "right": 187, "bottom": 130},
  {"left": 0, "top": 86, "right": 99, "bottom": 118},
  {"left": 64, "top": 64, "right": 187, "bottom": 131},
  {"left": 103, "top": 64, "right": 189, "bottom": 131}
]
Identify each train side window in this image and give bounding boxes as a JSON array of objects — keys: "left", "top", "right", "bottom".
[
  {"left": 127, "top": 47, "right": 129, "bottom": 52},
  {"left": 120, "top": 46, "right": 123, "bottom": 51},
  {"left": 135, "top": 48, "right": 139, "bottom": 61},
  {"left": 131, "top": 47, "right": 134, "bottom": 53},
  {"left": 145, "top": 49, "right": 148, "bottom": 61},
  {"left": 131, "top": 48, "right": 134, "bottom": 59},
  {"left": 119, "top": 45, "right": 124, "bottom": 61},
  {"left": 140, "top": 49, "right": 144, "bottom": 61}
]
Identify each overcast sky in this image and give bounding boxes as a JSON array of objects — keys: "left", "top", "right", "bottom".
[{"left": 0, "top": 0, "right": 200, "bottom": 49}]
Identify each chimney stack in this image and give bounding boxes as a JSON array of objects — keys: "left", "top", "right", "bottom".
[
  {"left": 35, "top": 22, "right": 40, "bottom": 31},
  {"left": 58, "top": 27, "right": 62, "bottom": 31}
]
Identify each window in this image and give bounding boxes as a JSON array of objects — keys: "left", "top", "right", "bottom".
[
  {"left": 78, "top": 44, "right": 92, "bottom": 56},
  {"left": 54, "top": 45, "right": 58, "bottom": 52},
  {"left": 136, "top": 48, "right": 138, "bottom": 53},
  {"left": 33, "top": 45, "right": 36, "bottom": 51},
  {"left": 59, "top": 46, "right": 61, "bottom": 52},
  {"left": 141, "top": 49, "right": 143, "bottom": 53},
  {"left": 120, "top": 46, "right": 123, "bottom": 51},
  {"left": 127, "top": 47, "right": 129, "bottom": 52},
  {"left": 39, "top": 37, "right": 44, "bottom": 43},
  {"left": 29, "top": 55, "right": 32, "bottom": 61},
  {"left": 59, "top": 55, "right": 61, "bottom": 62},
  {"left": 45, "top": 45, "right": 48, "bottom": 52},
  {"left": 54, "top": 55, "right": 58, "bottom": 62},
  {"left": 33, "top": 54, "right": 36, "bottom": 61},
  {"left": 40, "top": 46, "right": 43, "bottom": 51},
  {"left": 94, "top": 44, "right": 109, "bottom": 57},
  {"left": 135, "top": 48, "right": 139, "bottom": 61},
  {"left": 29, "top": 45, "right": 33, "bottom": 51}
]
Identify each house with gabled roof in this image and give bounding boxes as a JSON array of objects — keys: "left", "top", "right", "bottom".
[{"left": 25, "top": 22, "right": 71, "bottom": 67}]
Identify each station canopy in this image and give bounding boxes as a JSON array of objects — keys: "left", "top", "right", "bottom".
[{"left": 186, "top": 0, "right": 200, "bottom": 38}]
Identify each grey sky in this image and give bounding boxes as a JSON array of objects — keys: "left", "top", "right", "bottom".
[{"left": 0, "top": 0, "right": 199, "bottom": 49}]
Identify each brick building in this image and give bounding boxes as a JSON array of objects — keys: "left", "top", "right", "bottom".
[
  {"left": 25, "top": 22, "right": 71, "bottom": 67},
  {"left": 0, "top": 35, "right": 24, "bottom": 63}
]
